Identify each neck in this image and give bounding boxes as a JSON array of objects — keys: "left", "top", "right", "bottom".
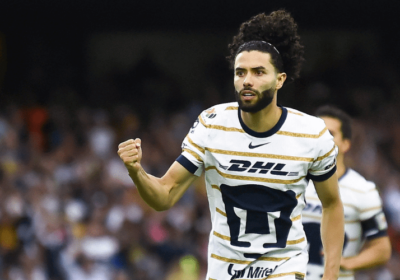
[
  {"left": 240, "top": 101, "right": 282, "bottom": 133},
  {"left": 336, "top": 153, "right": 346, "bottom": 179}
]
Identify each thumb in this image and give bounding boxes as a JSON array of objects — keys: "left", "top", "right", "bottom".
[{"left": 134, "top": 138, "right": 141, "bottom": 148}]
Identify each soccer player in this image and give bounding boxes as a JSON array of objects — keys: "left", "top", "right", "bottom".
[
  {"left": 303, "top": 106, "right": 391, "bottom": 280},
  {"left": 118, "top": 10, "right": 344, "bottom": 280}
]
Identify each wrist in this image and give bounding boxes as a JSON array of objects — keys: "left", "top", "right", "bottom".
[
  {"left": 322, "top": 271, "right": 339, "bottom": 280},
  {"left": 127, "top": 163, "right": 142, "bottom": 177},
  {"left": 340, "top": 257, "right": 355, "bottom": 271},
  {"left": 323, "top": 262, "right": 340, "bottom": 279}
]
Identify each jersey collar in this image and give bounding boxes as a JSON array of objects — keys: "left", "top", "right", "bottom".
[{"left": 238, "top": 106, "right": 288, "bottom": 138}]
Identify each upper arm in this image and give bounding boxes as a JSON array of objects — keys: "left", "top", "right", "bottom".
[
  {"left": 159, "top": 160, "right": 199, "bottom": 209},
  {"left": 313, "top": 172, "right": 342, "bottom": 208},
  {"left": 358, "top": 185, "right": 389, "bottom": 240},
  {"left": 307, "top": 123, "right": 337, "bottom": 183},
  {"left": 308, "top": 121, "right": 340, "bottom": 207},
  {"left": 159, "top": 110, "right": 212, "bottom": 209}
]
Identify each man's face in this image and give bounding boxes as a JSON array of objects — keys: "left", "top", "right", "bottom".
[
  {"left": 234, "top": 51, "right": 284, "bottom": 113},
  {"left": 321, "top": 116, "right": 350, "bottom": 155}
]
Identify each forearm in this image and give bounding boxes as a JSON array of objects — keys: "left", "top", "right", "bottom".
[
  {"left": 118, "top": 139, "right": 197, "bottom": 212},
  {"left": 128, "top": 165, "right": 172, "bottom": 211},
  {"left": 341, "top": 236, "right": 391, "bottom": 270},
  {"left": 128, "top": 161, "right": 197, "bottom": 211},
  {"left": 321, "top": 199, "right": 344, "bottom": 279}
]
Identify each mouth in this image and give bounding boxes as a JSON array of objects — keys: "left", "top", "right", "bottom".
[{"left": 241, "top": 90, "right": 257, "bottom": 101}]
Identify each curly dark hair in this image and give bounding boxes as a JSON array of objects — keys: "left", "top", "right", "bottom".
[{"left": 227, "top": 10, "right": 305, "bottom": 84}]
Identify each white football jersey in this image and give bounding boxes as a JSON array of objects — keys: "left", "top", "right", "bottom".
[
  {"left": 303, "top": 169, "right": 388, "bottom": 280},
  {"left": 177, "top": 102, "right": 337, "bottom": 280}
]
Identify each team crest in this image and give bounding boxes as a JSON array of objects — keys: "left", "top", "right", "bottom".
[{"left": 205, "top": 108, "right": 217, "bottom": 118}]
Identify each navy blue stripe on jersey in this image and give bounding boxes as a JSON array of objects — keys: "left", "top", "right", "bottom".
[
  {"left": 361, "top": 213, "right": 388, "bottom": 240},
  {"left": 306, "top": 165, "right": 337, "bottom": 182},
  {"left": 238, "top": 106, "right": 288, "bottom": 138},
  {"left": 176, "top": 155, "right": 198, "bottom": 174}
]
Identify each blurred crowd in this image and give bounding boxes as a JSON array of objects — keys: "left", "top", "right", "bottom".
[
  {"left": 0, "top": 100, "right": 214, "bottom": 280},
  {"left": 1, "top": 34, "right": 400, "bottom": 280}
]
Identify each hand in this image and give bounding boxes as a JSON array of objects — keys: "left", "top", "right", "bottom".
[
  {"left": 339, "top": 257, "right": 353, "bottom": 271},
  {"left": 118, "top": 138, "right": 142, "bottom": 173}
]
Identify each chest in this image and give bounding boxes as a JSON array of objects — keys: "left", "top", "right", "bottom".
[{"left": 204, "top": 133, "right": 314, "bottom": 178}]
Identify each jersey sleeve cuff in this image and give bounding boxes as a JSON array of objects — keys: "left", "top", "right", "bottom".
[
  {"left": 176, "top": 154, "right": 198, "bottom": 174},
  {"left": 306, "top": 165, "right": 337, "bottom": 182},
  {"left": 365, "top": 230, "right": 388, "bottom": 241}
]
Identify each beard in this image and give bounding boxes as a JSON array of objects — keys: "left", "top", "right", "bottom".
[{"left": 235, "top": 87, "right": 275, "bottom": 113}]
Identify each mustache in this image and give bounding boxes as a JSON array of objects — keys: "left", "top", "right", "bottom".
[{"left": 239, "top": 87, "right": 260, "bottom": 95}]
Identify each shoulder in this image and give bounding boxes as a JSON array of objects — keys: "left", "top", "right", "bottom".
[
  {"left": 341, "top": 170, "right": 384, "bottom": 221},
  {"left": 198, "top": 102, "right": 239, "bottom": 126},
  {"left": 202, "top": 102, "right": 239, "bottom": 115},
  {"left": 340, "top": 169, "right": 377, "bottom": 193},
  {"left": 278, "top": 107, "right": 333, "bottom": 145},
  {"left": 283, "top": 107, "right": 327, "bottom": 136}
]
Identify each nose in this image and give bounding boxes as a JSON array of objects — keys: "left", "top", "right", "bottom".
[{"left": 243, "top": 73, "right": 254, "bottom": 88}]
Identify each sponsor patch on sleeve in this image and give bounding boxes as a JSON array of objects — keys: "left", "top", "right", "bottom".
[
  {"left": 324, "top": 158, "right": 336, "bottom": 170},
  {"left": 375, "top": 212, "right": 388, "bottom": 231}
]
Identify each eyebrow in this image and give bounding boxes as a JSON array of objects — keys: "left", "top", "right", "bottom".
[{"left": 235, "top": 66, "right": 267, "bottom": 71}]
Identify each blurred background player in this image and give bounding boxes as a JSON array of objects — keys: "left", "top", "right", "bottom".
[{"left": 303, "top": 105, "right": 391, "bottom": 280}]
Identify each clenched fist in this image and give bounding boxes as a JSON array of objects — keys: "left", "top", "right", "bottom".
[{"left": 118, "top": 138, "right": 142, "bottom": 172}]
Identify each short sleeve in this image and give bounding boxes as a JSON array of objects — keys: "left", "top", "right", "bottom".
[
  {"left": 175, "top": 114, "right": 207, "bottom": 176},
  {"left": 307, "top": 127, "right": 338, "bottom": 182},
  {"left": 358, "top": 183, "right": 388, "bottom": 240},
  {"left": 361, "top": 212, "right": 388, "bottom": 240}
]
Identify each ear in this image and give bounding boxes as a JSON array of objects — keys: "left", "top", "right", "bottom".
[
  {"left": 341, "top": 139, "right": 351, "bottom": 154},
  {"left": 276, "top": 72, "right": 287, "bottom": 90}
]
